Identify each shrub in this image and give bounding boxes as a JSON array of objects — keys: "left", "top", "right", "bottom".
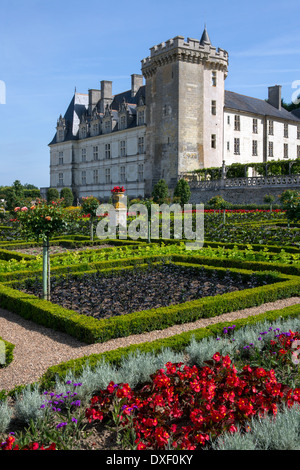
[
  {"left": 173, "top": 179, "right": 191, "bottom": 205},
  {"left": 46, "top": 188, "right": 60, "bottom": 203},
  {"left": 152, "top": 180, "right": 169, "bottom": 203},
  {"left": 279, "top": 190, "right": 300, "bottom": 222},
  {"left": 60, "top": 188, "right": 74, "bottom": 207}
]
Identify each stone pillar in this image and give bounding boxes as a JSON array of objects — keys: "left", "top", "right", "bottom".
[{"left": 112, "top": 192, "right": 127, "bottom": 228}]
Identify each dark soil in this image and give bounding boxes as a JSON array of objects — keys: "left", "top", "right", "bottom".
[{"left": 18, "top": 263, "right": 268, "bottom": 320}]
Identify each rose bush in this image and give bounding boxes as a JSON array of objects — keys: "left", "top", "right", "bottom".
[{"left": 13, "top": 198, "right": 68, "bottom": 241}]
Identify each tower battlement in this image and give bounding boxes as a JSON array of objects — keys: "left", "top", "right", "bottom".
[{"left": 141, "top": 35, "right": 228, "bottom": 77}]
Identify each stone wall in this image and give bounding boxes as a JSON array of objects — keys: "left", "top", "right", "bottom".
[{"left": 189, "top": 184, "right": 300, "bottom": 205}]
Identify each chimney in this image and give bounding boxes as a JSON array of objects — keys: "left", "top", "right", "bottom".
[
  {"left": 131, "top": 74, "right": 143, "bottom": 98},
  {"left": 268, "top": 85, "right": 282, "bottom": 110},
  {"left": 100, "top": 80, "right": 113, "bottom": 113},
  {"left": 88, "top": 89, "right": 101, "bottom": 114}
]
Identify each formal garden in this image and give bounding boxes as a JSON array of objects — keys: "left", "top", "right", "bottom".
[{"left": 0, "top": 183, "right": 300, "bottom": 450}]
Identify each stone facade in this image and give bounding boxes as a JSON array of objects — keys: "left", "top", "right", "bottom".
[{"left": 47, "top": 28, "right": 300, "bottom": 202}]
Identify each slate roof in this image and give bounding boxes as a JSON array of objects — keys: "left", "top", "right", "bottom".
[
  {"left": 200, "top": 27, "right": 211, "bottom": 46},
  {"left": 291, "top": 108, "right": 300, "bottom": 119},
  {"left": 225, "top": 90, "right": 300, "bottom": 122},
  {"left": 49, "top": 86, "right": 146, "bottom": 145}
]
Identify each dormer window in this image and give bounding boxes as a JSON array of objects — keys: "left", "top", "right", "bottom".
[
  {"left": 104, "top": 120, "right": 111, "bottom": 133},
  {"left": 138, "top": 110, "right": 145, "bottom": 125},
  {"left": 92, "top": 123, "right": 99, "bottom": 136},
  {"left": 80, "top": 126, "right": 87, "bottom": 139},
  {"left": 119, "top": 115, "right": 126, "bottom": 130},
  {"left": 58, "top": 129, "right": 64, "bottom": 141}
]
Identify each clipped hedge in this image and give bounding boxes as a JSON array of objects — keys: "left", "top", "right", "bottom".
[
  {"left": 0, "top": 259, "right": 298, "bottom": 346},
  {"left": 0, "top": 336, "right": 15, "bottom": 368},
  {"left": 39, "top": 302, "right": 300, "bottom": 390},
  {"left": 0, "top": 254, "right": 168, "bottom": 283},
  {"left": 0, "top": 249, "right": 36, "bottom": 262}
]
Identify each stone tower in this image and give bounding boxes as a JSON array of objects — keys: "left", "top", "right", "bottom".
[{"left": 141, "top": 28, "right": 228, "bottom": 195}]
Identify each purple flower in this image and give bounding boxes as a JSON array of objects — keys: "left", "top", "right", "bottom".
[{"left": 56, "top": 422, "right": 68, "bottom": 429}]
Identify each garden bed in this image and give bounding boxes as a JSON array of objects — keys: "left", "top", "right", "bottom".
[
  {"left": 11, "top": 244, "right": 115, "bottom": 256},
  {"left": 16, "top": 263, "right": 273, "bottom": 320}
]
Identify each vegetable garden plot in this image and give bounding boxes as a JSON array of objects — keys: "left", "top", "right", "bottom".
[{"left": 15, "top": 263, "right": 280, "bottom": 320}]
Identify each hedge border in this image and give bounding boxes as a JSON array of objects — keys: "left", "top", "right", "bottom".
[
  {"left": 0, "top": 336, "right": 15, "bottom": 369},
  {"left": 0, "top": 256, "right": 298, "bottom": 345},
  {"left": 39, "top": 302, "right": 300, "bottom": 391}
]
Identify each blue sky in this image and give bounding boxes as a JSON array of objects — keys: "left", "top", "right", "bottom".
[{"left": 1, "top": 0, "right": 300, "bottom": 188}]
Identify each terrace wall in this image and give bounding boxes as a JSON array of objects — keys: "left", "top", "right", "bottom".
[{"left": 188, "top": 174, "right": 300, "bottom": 204}]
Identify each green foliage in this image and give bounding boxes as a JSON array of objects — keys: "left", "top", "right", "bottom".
[
  {"left": 14, "top": 200, "right": 69, "bottom": 242},
  {"left": 207, "top": 195, "right": 231, "bottom": 209},
  {"left": 173, "top": 179, "right": 191, "bottom": 205},
  {"left": 80, "top": 196, "right": 100, "bottom": 218},
  {"left": 279, "top": 190, "right": 300, "bottom": 222},
  {"left": 46, "top": 188, "right": 60, "bottom": 203},
  {"left": 152, "top": 179, "right": 169, "bottom": 203},
  {"left": 60, "top": 188, "right": 74, "bottom": 207}
]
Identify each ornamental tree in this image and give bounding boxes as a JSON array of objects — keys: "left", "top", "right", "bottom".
[
  {"left": 14, "top": 198, "right": 68, "bottom": 300},
  {"left": 263, "top": 194, "right": 276, "bottom": 212},
  {"left": 152, "top": 179, "right": 169, "bottom": 203},
  {"left": 80, "top": 196, "right": 100, "bottom": 240},
  {"left": 279, "top": 190, "right": 300, "bottom": 223},
  {"left": 173, "top": 179, "right": 191, "bottom": 206},
  {"left": 60, "top": 187, "right": 74, "bottom": 207}
]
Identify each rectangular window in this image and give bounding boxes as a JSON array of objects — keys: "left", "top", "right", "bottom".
[
  {"left": 120, "top": 140, "right": 126, "bottom": 157},
  {"left": 297, "top": 125, "right": 300, "bottom": 140},
  {"left": 284, "top": 143, "right": 288, "bottom": 158},
  {"left": 227, "top": 141, "right": 230, "bottom": 151},
  {"left": 93, "top": 169, "right": 98, "bottom": 184},
  {"left": 138, "top": 136, "right": 144, "bottom": 154},
  {"left": 120, "top": 166, "right": 126, "bottom": 183},
  {"left": 81, "top": 171, "right": 86, "bottom": 185},
  {"left": 120, "top": 115, "right": 126, "bottom": 130},
  {"left": 211, "top": 134, "right": 216, "bottom": 149},
  {"left": 212, "top": 71, "right": 217, "bottom": 87},
  {"left": 234, "top": 138, "right": 240, "bottom": 155},
  {"left": 268, "top": 120, "right": 274, "bottom": 136},
  {"left": 105, "top": 143, "right": 111, "bottom": 159},
  {"left": 58, "top": 173, "right": 63, "bottom": 186},
  {"left": 93, "top": 146, "right": 99, "bottom": 161},
  {"left": 268, "top": 141, "right": 274, "bottom": 158},
  {"left": 297, "top": 145, "right": 300, "bottom": 158},
  {"left": 234, "top": 115, "right": 240, "bottom": 131},
  {"left": 227, "top": 115, "right": 230, "bottom": 125},
  {"left": 211, "top": 100, "right": 217, "bottom": 116},
  {"left": 80, "top": 127, "right": 86, "bottom": 139},
  {"left": 93, "top": 123, "right": 98, "bottom": 135},
  {"left": 105, "top": 168, "right": 111, "bottom": 184},
  {"left": 284, "top": 123, "right": 289, "bottom": 138},
  {"left": 252, "top": 140, "right": 258, "bottom": 156},
  {"left": 253, "top": 119, "right": 258, "bottom": 134},
  {"left": 138, "top": 110, "right": 145, "bottom": 125},
  {"left": 58, "top": 129, "right": 64, "bottom": 140},
  {"left": 81, "top": 148, "right": 86, "bottom": 162},
  {"left": 58, "top": 151, "right": 63, "bottom": 165},
  {"left": 138, "top": 164, "right": 144, "bottom": 182}
]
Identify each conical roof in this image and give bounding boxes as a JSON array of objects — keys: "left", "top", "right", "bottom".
[{"left": 200, "top": 26, "right": 211, "bottom": 46}]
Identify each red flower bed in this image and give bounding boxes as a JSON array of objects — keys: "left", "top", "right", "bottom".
[
  {"left": 1, "top": 434, "right": 56, "bottom": 450},
  {"left": 85, "top": 354, "right": 300, "bottom": 450}
]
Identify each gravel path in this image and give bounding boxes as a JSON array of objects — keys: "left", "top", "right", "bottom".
[{"left": 1, "top": 297, "right": 300, "bottom": 391}]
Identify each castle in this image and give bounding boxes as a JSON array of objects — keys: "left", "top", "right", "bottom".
[{"left": 48, "top": 28, "right": 300, "bottom": 200}]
